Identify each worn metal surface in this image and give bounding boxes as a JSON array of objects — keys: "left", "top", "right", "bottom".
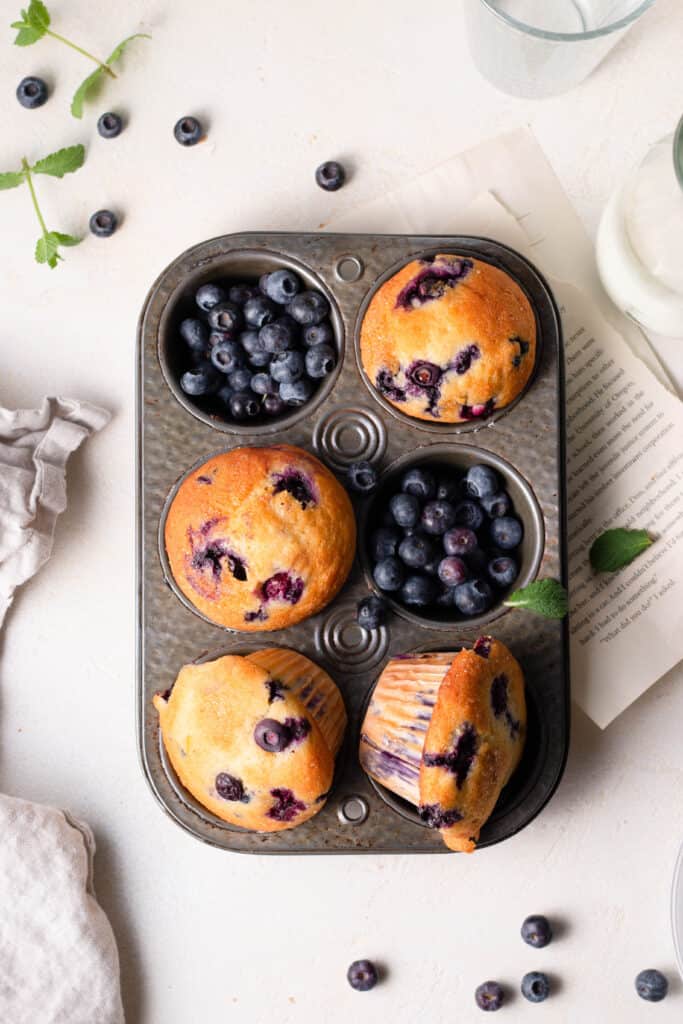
[{"left": 137, "top": 231, "right": 569, "bottom": 854}]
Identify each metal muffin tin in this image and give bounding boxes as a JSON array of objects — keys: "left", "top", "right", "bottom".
[{"left": 137, "top": 231, "right": 569, "bottom": 854}]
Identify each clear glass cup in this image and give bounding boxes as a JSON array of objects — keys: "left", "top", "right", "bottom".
[
  {"left": 597, "top": 114, "right": 683, "bottom": 338},
  {"left": 464, "top": 0, "right": 657, "bottom": 99}
]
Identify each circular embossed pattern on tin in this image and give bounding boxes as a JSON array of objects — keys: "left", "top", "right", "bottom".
[
  {"left": 312, "top": 405, "right": 387, "bottom": 472},
  {"left": 315, "top": 599, "right": 390, "bottom": 675}
]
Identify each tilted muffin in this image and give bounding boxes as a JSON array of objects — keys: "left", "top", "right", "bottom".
[
  {"left": 359, "top": 636, "right": 526, "bottom": 852},
  {"left": 154, "top": 650, "right": 346, "bottom": 832},
  {"left": 164, "top": 445, "right": 356, "bottom": 631},
  {"left": 360, "top": 254, "right": 536, "bottom": 423}
]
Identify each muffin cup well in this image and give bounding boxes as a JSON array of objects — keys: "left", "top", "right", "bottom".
[
  {"left": 157, "top": 248, "right": 344, "bottom": 435},
  {"left": 359, "top": 443, "right": 545, "bottom": 632},
  {"left": 353, "top": 245, "right": 542, "bottom": 435}
]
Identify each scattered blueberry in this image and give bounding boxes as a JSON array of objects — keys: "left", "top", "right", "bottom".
[
  {"left": 443, "top": 527, "right": 478, "bottom": 556},
  {"left": 179, "top": 318, "right": 208, "bottom": 352},
  {"left": 228, "top": 367, "right": 253, "bottom": 392},
  {"left": 347, "top": 959, "right": 378, "bottom": 992},
  {"left": 437, "top": 556, "right": 468, "bottom": 587},
  {"left": 402, "top": 467, "right": 436, "bottom": 500},
  {"left": 244, "top": 294, "right": 278, "bottom": 329},
  {"left": 263, "top": 393, "right": 285, "bottom": 416},
  {"left": 421, "top": 500, "right": 457, "bottom": 536},
  {"left": 371, "top": 527, "right": 401, "bottom": 560},
  {"left": 475, "top": 981, "right": 504, "bottom": 1012},
  {"left": 229, "top": 392, "right": 260, "bottom": 419},
  {"left": 254, "top": 718, "right": 291, "bottom": 753},
  {"left": 464, "top": 464, "right": 499, "bottom": 499},
  {"left": 521, "top": 915, "right": 552, "bottom": 949},
  {"left": 16, "top": 76, "right": 48, "bottom": 109},
  {"left": 635, "top": 969, "right": 668, "bottom": 1003},
  {"left": 521, "top": 972, "right": 550, "bottom": 1003},
  {"left": 481, "top": 491, "right": 511, "bottom": 518},
  {"left": 280, "top": 377, "right": 314, "bottom": 406},
  {"left": 263, "top": 269, "right": 301, "bottom": 305},
  {"left": 398, "top": 533, "right": 435, "bottom": 569},
  {"left": 210, "top": 340, "right": 244, "bottom": 374},
  {"left": 454, "top": 500, "right": 485, "bottom": 531},
  {"left": 180, "top": 364, "right": 220, "bottom": 396},
  {"left": 490, "top": 516, "right": 524, "bottom": 550},
  {"left": 288, "top": 290, "right": 329, "bottom": 325},
  {"left": 453, "top": 579, "right": 493, "bottom": 616},
  {"left": 316, "top": 160, "right": 346, "bottom": 192},
  {"left": 196, "top": 282, "right": 227, "bottom": 312},
  {"left": 250, "top": 372, "right": 277, "bottom": 395},
  {"left": 357, "top": 596, "right": 387, "bottom": 630},
  {"left": 97, "top": 111, "right": 123, "bottom": 139},
  {"left": 400, "top": 574, "right": 438, "bottom": 606},
  {"left": 270, "top": 350, "right": 305, "bottom": 384},
  {"left": 488, "top": 556, "right": 518, "bottom": 588},
  {"left": 89, "top": 210, "right": 117, "bottom": 237},
  {"left": 174, "top": 115, "right": 203, "bottom": 146},
  {"left": 389, "top": 493, "right": 421, "bottom": 529},
  {"left": 373, "top": 557, "right": 404, "bottom": 592},
  {"left": 347, "top": 461, "right": 378, "bottom": 494},
  {"left": 305, "top": 343, "right": 336, "bottom": 378},
  {"left": 303, "top": 321, "right": 334, "bottom": 347},
  {"left": 260, "top": 317, "right": 296, "bottom": 352}
]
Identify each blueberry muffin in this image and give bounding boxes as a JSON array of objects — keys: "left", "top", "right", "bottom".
[
  {"left": 359, "top": 255, "right": 536, "bottom": 423},
  {"left": 359, "top": 636, "right": 526, "bottom": 852},
  {"left": 164, "top": 445, "right": 356, "bottom": 631},
  {"left": 154, "top": 650, "right": 346, "bottom": 831}
]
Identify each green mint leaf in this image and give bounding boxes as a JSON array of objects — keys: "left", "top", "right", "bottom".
[
  {"left": 51, "top": 231, "right": 80, "bottom": 246},
  {"left": 12, "top": 24, "right": 43, "bottom": 45},
  {"left": 26, "top": 0, "right": 49, "bottom": 30},
  {"left": 589, "top": 528, "right": 652, "bottom": 573},
  {"left": 106, "top": 32, "right": 151, "bottom": 66},
  {"left": 32, "top": 144, "right": 85, "bottom": 178},
  {"left": 70, "top": 66, "right": 104, "bottom": 119},
  {"left": 0, "top": 170, "right": 25, "bottom": 190},
  {"left": 504, "top": 579, "right": 568, "bottom": 619},
  {"left": 35, "top": 233, "right": 61, "bottom": 268}
]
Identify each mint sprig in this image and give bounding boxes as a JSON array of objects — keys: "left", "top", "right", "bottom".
[
  {"left": 11, "top": 1, "right": 150, "bottom": 118},
  {"left": 1, "top": 146, "right": 85, "bottom": 268},
  {"left": 504, "top": 579, "right": 568, "bottom": 620},
  {"left": 589, "top": 528, "right": 652, "bottom": 573}
]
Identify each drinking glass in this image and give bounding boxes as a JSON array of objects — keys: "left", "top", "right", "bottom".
[{"left": 464, "top": 0, "right": 657, "bottom": 98}]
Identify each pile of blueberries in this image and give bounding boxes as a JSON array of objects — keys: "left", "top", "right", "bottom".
[
  {"left": 368, "top": 462, "right": 523, "bottom": 617},
  {"left": 177, "top": 269, "right": 337, "bottom": 422}
]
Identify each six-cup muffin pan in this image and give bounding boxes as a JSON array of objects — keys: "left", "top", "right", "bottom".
[{"left": 136, "top": 231, "right": 569, "bottom": 854}]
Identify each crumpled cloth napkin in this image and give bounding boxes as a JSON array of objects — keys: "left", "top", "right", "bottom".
[{"left": 0, "top": 397, "right": 124, "bottom": 1024}]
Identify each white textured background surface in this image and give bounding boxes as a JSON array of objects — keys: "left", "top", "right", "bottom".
[{"left": 1, "top": 1, "right": 683, "bottom": 1021}]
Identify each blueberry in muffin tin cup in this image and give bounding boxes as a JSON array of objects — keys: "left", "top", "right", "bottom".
[{"left": 138, "top": 231, "right": 569, "bottom": 854}]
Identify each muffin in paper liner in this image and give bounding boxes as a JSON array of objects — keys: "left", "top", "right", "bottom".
[
  {"left": 153, "top": 651, "right": 345, "bottom": 833},
  {"left": 359, "top": 638, "right": 526, "bottom": 852}
]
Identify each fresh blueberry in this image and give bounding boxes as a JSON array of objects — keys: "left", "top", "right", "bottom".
[
  {"left": 208, "top": 329, "right": 234, "bottom": 348},
  {"left": 398, "top": 534, "right": 435, "bottom": 569},
  {"left": 357, "top": 596, "right": 387, "bottom": 630},
  {"left": 389, "top": 493, "right": 421, "bottom": 529},
  {"left": 210, "top": 340, "right": 244, "bottom": 374},
  {"left": 303, "top": 321, "right": 334, "bottom": 347},
  {"left": 217, "top": 383, "right": 234, "bottom": 406},
  {"left": 263, "top": 393, "right": 285, "bottom": 416},
  {"left": 635, "top": 969, "right": 668, "bottom": 1003},
  {"left": 488, "top": 556, "right": 517, "bottom": 588},
  {"left": 97, "top": 111, "right": 123, "bottom": 138},
  {"left": 435, "top": 585, "right": 456, "bottom": 607},
  {"left": 250, "top": 372, "right": 277, "bottom": 395},
  {"left": 401, "top": 467, "right": 436, "bottom": 501},
  {"left": 279, "top": 378, "right": 314, "bottom": 406},
  {"left": 180, "top": 364, "right": 220, "bottom": 396},
  {"left": 254, "top": 718, "right": 291, "bottom": 753},
  {"left": 247, "top": 348, "right": 272, "bottom": 368},
  {"left": 240, "top": 329, "right": 265, "bottom": 356},
  {"left": 438, "top": 556, "right": 468, "bottom": 587},
  {"left": 464, "top": 464, "right": 499, "bottom": 499},
  {"left": 347, "top": 461, "right": 378, "bottom": 494},
  {"left": 453, "top": 579, "right": 493, "bottom": 616},
  {"left": 228, "top": 367, "right": 253, "bottom": 392},
  {"left": 481, "top": 491, "right": 511, "bottom": 518},
  {"left": 400, "top": 574, "right": 438, "bottom": 606},
  {"left": 475, "top": 981, "right": 504, "bottom": 1012},
  {"left": 174, "top": 115, "right": 203, "bottom": 146},
  {"left": 370, "top": 527, "right": 401, "bottom": 561},
  {"left": 208, "top": 301, "right": 243, "bottom": 333},
  {"left": 373, "top": 557, "right": 404, "bottom": 592},
  {"left": 270, "top": 350, "right": 304, "bottom": 384},
  {"left": 521, "top": 972, "right": 550, "bottom": 1004},
  {"left": 421, "top": 500, "right": 457, "bottom": 536},
  {"left": 443, "top": 527, "right": 478, "bottom": 556},
  {"left": 260, "top": 316, "right": 296, "bottom": 353},
  {"left": 521, "top": 915, "right": 552, "bottom": 949},
  {"left": 305, "top": 343, "right": 336, "bottom": 378},
  {"left": 179, "top": 318, "right": 208, "bottom": 352},
  {"left": 89, "top": 210, "right": 117, "bottom": 237},
  {"left": 436, "top": 476, "right": 460, "bottom": 502},
  {"left": 315, "top": 161, "right": 346, "bottom": 192},
  {"left": 263, "top": 269, "right": 301, "bottom": 305},
  {"left": 16, "top": 76, "right": 48, "bottom": 109},
  {"left": 229, "top": 392, "right": 260, "bottom": 419},
  {"left": 490, "top": 516, "right": 523, "bottom": 550},
  {"left": 287, "top": 290, "right": 330, "bottom": 326},
  {"left": 347, "top": 959, "right": 377, "bottom": 992},
  {"left": 229, "top": 283, "right": 259, "bottom": 305},
  {"left": 244, "top": 295, "right": 278, "bottom": 329},
  {"left": 195, "top": 282, "right": 227, "bottom": 312},
  {"left": 454, "top": 500, "right": 485, "bottom": 531}
]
